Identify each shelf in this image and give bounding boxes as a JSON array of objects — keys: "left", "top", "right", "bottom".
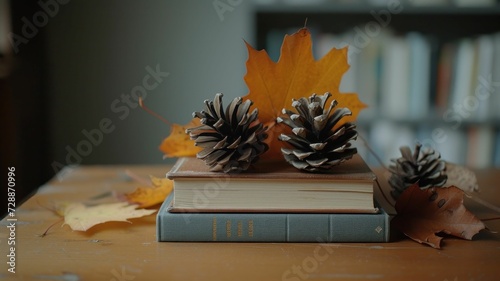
[
  {"left": 255, "top": 3, "right": 500, "bottom": 15},
  {"left": 255, "top": 3, "right": 500, "bottom": 49}
]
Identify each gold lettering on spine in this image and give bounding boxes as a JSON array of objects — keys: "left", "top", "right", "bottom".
[
  {"left": 237, "top": 221, "right": 243, "bottom": 237},
  {"left": 226, "top": 220, "right": 231, "bottom": 238},
  {"left": 248, "top": 220, "right": 254, "bottom": 237},
  {"left": 212, "top": 217, "right": 217, "bottom": 241}
]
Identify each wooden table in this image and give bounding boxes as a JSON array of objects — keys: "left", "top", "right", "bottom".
[{"left": 2, "top": 165, "right": 500, "bottom": 280}]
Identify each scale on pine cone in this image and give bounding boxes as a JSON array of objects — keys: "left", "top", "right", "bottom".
[
  {"left": 388, "top": 143, "right": 448, "bottom": 199},
  {"left": 277, "top": 92, "right": 358, "bottom": 172},
  {"left": 186, "top": 93, "right": 268, "bottom": 173}
]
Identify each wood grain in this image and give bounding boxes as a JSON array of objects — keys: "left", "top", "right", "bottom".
[{"left": 1, "top": 165, "right": 499, "bottom": 280}]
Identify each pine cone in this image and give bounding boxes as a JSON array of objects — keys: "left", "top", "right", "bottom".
[
  {"left": 186, "top": 93, "right": 268, "bottom": 173},
  {"left": 389, "top": 143, "right": 447, "bottom": 199},
  {"left": 277, "top": 92, "right": 358, "bottom": 172}
]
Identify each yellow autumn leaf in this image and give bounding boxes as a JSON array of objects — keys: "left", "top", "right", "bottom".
[
  {"left": 125, "top": 176, "right": 173, "bottom": 208},
  {"left": 61, "top": 202, "right": 156, "bottom": 231},
  {"left": 159, "top": 119, "right": 202, "bottom": 157}
]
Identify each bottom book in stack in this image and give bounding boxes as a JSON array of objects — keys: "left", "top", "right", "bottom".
[{"left": 156, "top": 194, "right": 390, "bottom": 242}]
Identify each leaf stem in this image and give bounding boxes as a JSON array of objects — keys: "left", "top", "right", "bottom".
[
  {"left": 469, "top": 195, "right": 500, "bottom": 214},
  {"left": 358, "top": 133, "right": 388, "bottom": 171},
  {"left": 357, "top": 133, "right": 395, "bottom": 209},
  {"left": 139, "top": 97, "right": 171, "bottom": 126},
  {"left": 375, "top": 178, "right": 395, "bottom": 209},
  {"left": 38, "top": 218, "right": 63, "bottom": 237},
  {"left": 124, "top": 169, "right": 152, "bottom": 186},
  {"left": 481, "top": 217, "right": 500, "bottom": 222}
]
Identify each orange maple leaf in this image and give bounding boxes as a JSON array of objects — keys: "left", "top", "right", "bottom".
[
  {"left": 159, "top": 27, "right": 366, "bottom": 159},
  {"left": 125, "top": 176, "right": 173, "bottom": 208},
  {"left": 159, "top": 119, "right": 202, "bottom": 158},
  {"left": 243, "top": 28, "right": 366, "bottom": 159}
]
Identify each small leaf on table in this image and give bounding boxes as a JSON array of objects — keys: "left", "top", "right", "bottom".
[{"left": 61, "top": 202, "right": 156, "bottom": 232}]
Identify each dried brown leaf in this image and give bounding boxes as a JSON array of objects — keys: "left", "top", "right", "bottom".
[{"left": 392, "top": 184, "right": 485, "bottom": 249}]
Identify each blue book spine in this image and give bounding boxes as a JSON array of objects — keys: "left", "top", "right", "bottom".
[{"left": 157, "top": 195, "right": 390, "bottom": 242}]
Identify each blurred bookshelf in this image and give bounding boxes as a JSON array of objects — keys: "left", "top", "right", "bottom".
[{"left": 254, "top": 0, "right": 500, "bottom": 168}]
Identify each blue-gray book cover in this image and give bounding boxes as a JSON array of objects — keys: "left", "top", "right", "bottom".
[{"left": 157, "top": 194, "right": 390, "bottom": 242}]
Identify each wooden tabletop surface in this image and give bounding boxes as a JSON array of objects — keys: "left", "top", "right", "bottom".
[{"left": 1, "top": 165, "right": 500, "bottom": 281}]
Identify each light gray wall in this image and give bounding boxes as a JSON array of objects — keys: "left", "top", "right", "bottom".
[{"left": 46, "top": 0, "right": 254, "bottom": 165}]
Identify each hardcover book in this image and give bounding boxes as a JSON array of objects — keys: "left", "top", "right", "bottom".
[
  {"left": 166, "top": 154, "right": 377, "bottom": 213},
  {"left": 156, "top": 194, "right": 390, "bottom": 242}
]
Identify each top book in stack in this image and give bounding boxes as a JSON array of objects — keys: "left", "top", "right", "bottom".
[{"left": 167, "top": 154, "right": 377, "bottom": 213}]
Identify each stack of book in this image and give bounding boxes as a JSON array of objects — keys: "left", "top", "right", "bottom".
[{"left": 156, "top": 155, "right": 390, "bottom": 242}]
